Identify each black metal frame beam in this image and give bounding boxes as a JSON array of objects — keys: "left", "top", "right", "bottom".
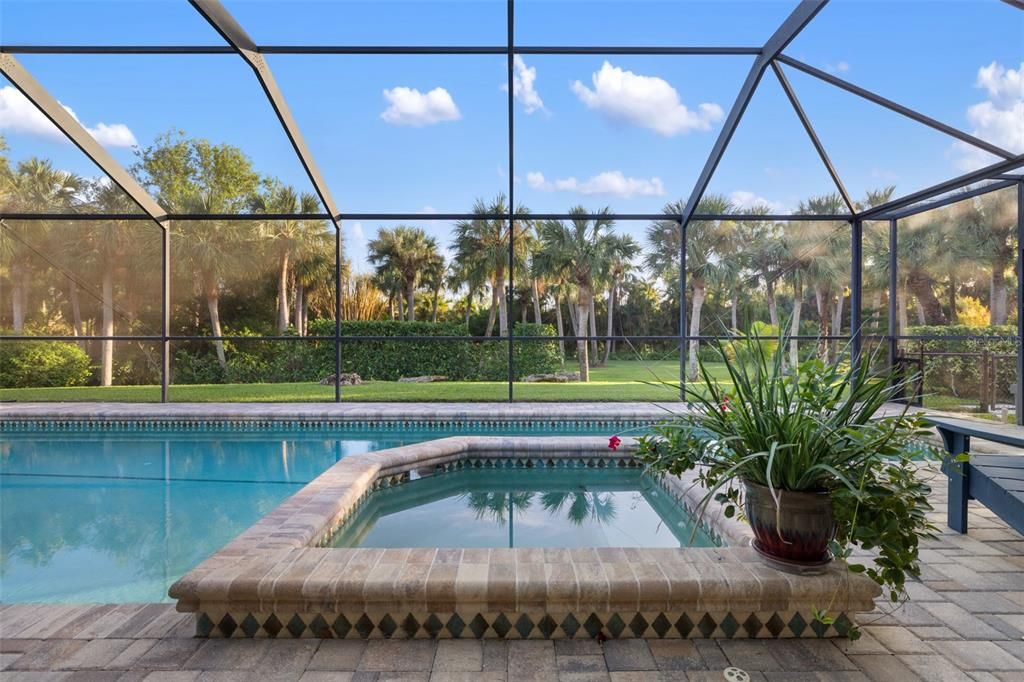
[
  {"left": 776, "top": 55, "right": 1016, "bottom": 162},
  {"left": 0, "top": 45, "right": 762, "bottom": 56},
  {"left": 771, "top": 61, "right": 855, "bottom": 213},
  {"left": 879, "top": 179, "right": 1019, "bottom": 221}
]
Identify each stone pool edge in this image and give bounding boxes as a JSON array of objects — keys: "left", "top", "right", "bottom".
[{"left": 168, "top": 436, "right": 881, "bottom": 639}]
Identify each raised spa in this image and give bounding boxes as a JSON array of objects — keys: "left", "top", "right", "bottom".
[{"left": 329, "top": 466, "right": 720, "bottom": 549}]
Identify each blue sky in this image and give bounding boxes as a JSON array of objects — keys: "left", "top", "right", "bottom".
[{"left": 1, "top": 0, "right": 1022, "bottom": 270}]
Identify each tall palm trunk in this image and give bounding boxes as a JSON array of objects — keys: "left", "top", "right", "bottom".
[
  {"left": 431, "top": 284, "right": 440, "bottom": 323},
  {"left": 688, "top": 279, "right": 706, "bottom": 381},
  {"left": 485, "top": 281, "right": 498, "bottom": 336},
  {"left": 204, "top": 273, "right": 227, "bottom": 369},
  {"left": 496, "top": 270, "right": 508, "bottom": 337},
  {"left": 991, "top": 259, "right": 1008, "bottom": 324},
  {"left": 897, "top": 279, "right": 908, "bottom": 335},
  {"left": 789, "top": 272, "right": 803, "bottom": 369},
  {"left": 554, "top": 294, "right": 565, "bottom": 361},
  {"left": 277, "top": 249, "right": 290, "bottom": 333},
  {"left": 730, "top": 289, "right": 739, "bottom": 331},
  {"left": 871, "top": 291, "right": 882, "bottom": 330},
  {"left": 397, "top": 292, "right": 405, "bottom": 320},
  {"left": 815, "top": 285, "right": 830, "bottom": 361},
  {"left": 576, "top": 286, "right": 591, "bottom": 381},
  {"left": 294, "top": 285, "right": 305, "bottom": 337},
  {"left": 69, "top": 281, "right": 84, "bottom": 337},
  {"left": 602, "top": 281, "right": 616, "bottom": 365},
  {"left": 101, "top": 270, "right": 114, "bottom": 387},
  {"left": 832, "top": 292, "right": 844, "bottom": 357},
  {"left": 589, "top": 297, "right": 598, "bottom": 363},
  {"left": 531, "top": 279, "right": 542, "bottom": 324},
  {"left": 766, "top": 279, "right": 779, "bottom": 327},
  {"left": 906, "top": 271, "right": 945, "bottom": 324},
  {"left": 11, "top": 263, "right": 25, "bottom": 332},
  {"left": 406, "top": 280, "right": 416, "bottom": 322}
]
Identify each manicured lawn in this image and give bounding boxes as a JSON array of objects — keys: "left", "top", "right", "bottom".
[{"left": 0, "top": 360, "right": 731, "bottom": 402}]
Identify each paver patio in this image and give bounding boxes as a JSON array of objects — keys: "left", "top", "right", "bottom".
[{"left": 4, "top": 466, "right": 1024, "bottom": 680}]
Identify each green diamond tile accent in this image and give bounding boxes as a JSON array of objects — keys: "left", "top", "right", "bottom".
[
  {"left": 286, "top": 614, "right": 306, "bottom": 638},
  {"left": 468, "top": 614, "right": 489, "bottom": 638},
  {"left": 537, "top": 615, "right": 558, "bottom": 638},
  {"left": 218, "top": 613, "right": 237, "bottom": 638},
  {"left": 833, "top": 613, "right": 853, "bottom": 637},
  {"left": 787, "top": 613, "right": 807, "bottom": 637},
  {"left": 651, "top": 614, "right": 672, "bottom": 638},
  {"left": 332, "top": 614, "right": 352, "bottom": 638},
  {"left": 423, "top": 614, "right": 444, "bottom": 638},
  {"left": 675, "top": 614, "right": 694, "bottom": 638},
  {"left": 196, "top": 613, "right": 215, "bottom": 637},
  {"left": 492, "top": 613, "right": 512, "bottom": 638},
  {"left": 719, "top": 613, "right": 740, "bottom": 638},
  {"left": 263, "top": 614, "right": 283, "bottom": 638},
  {"left": 354, "top": 614, "right": 376, "bottom": 638},
  {"left": 308, "top": 614, "right": 331, "bottom": 638},
  {"left": 583, "top": 614, "right": 604, "bottom": 639},
  {"left": 742, "top": 614, "right": 762, "bottom": 638},
  {"left": 514, "top": 614, "right": 534, "bottom": 638},
  {"left": 239, "top": 614, "right": 261, "bottom": 638},
  {"left": 764, "top": 613, "right": 785, "bottom": 638},
  {"left": 606, "top": 613, "right": 626, "bottom": 638},
  {"left": 400, "top": 614, "right": 420, "bottom": 638},
  {"left": 628, "top": 613, "right": 649, "bottom": 637},
  {"left": 378, "top": 614, "right": 398, "bottom": 638},
  {"left": 697, "top": 613, "right": 717, "bottom": 638},
  {"left": 561, "top": 614, "right": 581, "bottom": 638},
  {"left": 809, "top": 616, "right": 828, "bottom": 638},
  {"left": 446, "top": 614, "right": 466, "bottom": 638}
]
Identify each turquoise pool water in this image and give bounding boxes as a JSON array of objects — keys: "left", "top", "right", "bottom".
[
  {"left": 0, "top": 425, "right": 630, "bottom": 603},
  {"left": 331, "top": 468, "right": 717, "bottom": 549}
]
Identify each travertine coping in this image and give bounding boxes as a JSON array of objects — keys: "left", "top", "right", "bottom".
[{"left": 168, "top": 436, "right": 881, "bottom": 638}]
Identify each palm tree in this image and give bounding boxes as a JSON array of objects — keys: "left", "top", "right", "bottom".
[
  {"left": 2, "top": 159, "right": 84, "bottom": 332},
  {"left": 250, "top": 184, "right": 322, "bottom": 334},
  {"left": 451, "top": 195, "right": 530, "bottom": 336},
  {"left": 534, "top": 206, "right": 631, "bottom": 381},
  {"left": 420, "top": 251, "right": 447, "bottom": 323},
  {"left": 539, "top": 490, "right": 617, "bottom": 526},
  {"left": 647, "top": 195, "right": 736, "bottom": 380},
  {"left": 291, "top": 228, "right": 334, "bottom": 335},
  {"left": 367, "top": 226, "right": 440, "bottom": 322},
  {"left": 601, "top": 234, "right": 640, "bottom": 365}
]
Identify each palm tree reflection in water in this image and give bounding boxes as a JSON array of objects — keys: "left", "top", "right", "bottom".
[{"left": 462, "top": 488, "right": 620, "bottom": 548}]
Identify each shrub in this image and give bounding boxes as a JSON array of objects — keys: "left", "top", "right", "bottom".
[
  {"left": 903, "top": 324, "right": 1017, "bottom": 402},
  {"left": 0, "top": 340, "right": 92, "bottom": 388}
]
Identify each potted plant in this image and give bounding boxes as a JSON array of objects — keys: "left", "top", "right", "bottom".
[{"left": 635, "top": 330, "right": 943, "bottom": 612}]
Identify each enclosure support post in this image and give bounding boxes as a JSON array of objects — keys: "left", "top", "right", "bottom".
[
  {"left": 888, "top": 218, "right": 898, "bottom": 373},
  {"left": 506, "top": 0, "right": 515, "bottom": 403},
  {"left": 335, "top": 226, "right": 343, "bottom": 403},
  {"left": 850, "top": 218, "right": 863, "bottom": 375},
  {"left": 1016, "top": 182, "right": 1023, "bottom": 425},
  {"left": 679, "top": 219, "right": 687, "bottom": 400},
  {"left": 161, "top": 222, "right": 171, "bottom": 403}
]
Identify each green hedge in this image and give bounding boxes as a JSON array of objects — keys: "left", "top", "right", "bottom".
[
  {"left": 0, "top": 340, "right": 92, "bottom": 388},
  {"left": 903, "top": 325, "right": 1017, "bottom": 401}
]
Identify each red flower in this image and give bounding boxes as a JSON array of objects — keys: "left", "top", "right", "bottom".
[
  {"left": 608, "top": 435, "right": 622, "bottom": 451},
  {"left": 719, "top": 395, "right": 731, "bottom": 413}
]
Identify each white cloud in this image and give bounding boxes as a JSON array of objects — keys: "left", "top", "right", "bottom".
[
  {"left": 0, "top": 85, "right": 137, "bottom": 148},
  {"left": 824, "top": 61, "right": 850, "bottom": 75},
  {"left": 527, "top": 170, "right": 665, "bottom": 198},
  {"left": 570, "top": 61, "right": 723, "bottom": 137},
  {"left": 953, "top": 61, "right": 1024, "bottom": 170},
  {"left": 381, "top": 86, "right": 460, "bottom": 126},
  {"left": 505, "top": 55, "right": 545, "bottom": 114},
  {"left": 347, "top": 221, "right": 366, "bottom": 243},
  {"left": 729, "top": 190, "right": 786, "bottom": 214},
  {"left": 419, "top": 206, "right": 438, "bottom": 214}
]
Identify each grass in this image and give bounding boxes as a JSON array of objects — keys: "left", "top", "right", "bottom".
[{"left": 0, "top": 360, "right": 733, "bottom": 403}]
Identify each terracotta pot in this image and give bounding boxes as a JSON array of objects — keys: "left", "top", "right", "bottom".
[{"left": 743, "top": 480, "right": 836, "bottom": 568}]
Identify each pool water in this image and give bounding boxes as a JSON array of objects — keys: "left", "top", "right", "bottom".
[
  {"left": 0, "top": 426, "right": 629, "bottom": 603},
  {"left": 331, "top": 468, "right": 718, "bottom": 549}
]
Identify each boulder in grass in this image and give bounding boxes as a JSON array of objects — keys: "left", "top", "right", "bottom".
[
  {"left": 522, "top": 372, "right": 581, "bottom": 383},
  {"left": 319, "top": 373, "right": 363, "bottom": 386},
  {"left": 398, "top": 375, "right": 449, "bottom": 383}
]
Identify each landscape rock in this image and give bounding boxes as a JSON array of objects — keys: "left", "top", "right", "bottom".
[
  {"left": 398, "top": 375, "right": 449, "bottom": 383},
  {"left": 522, "top": 372, "right": 581, "bottom": 383},
  {"left": 319, "top": 373, "right": 363, "bottom": 386}
]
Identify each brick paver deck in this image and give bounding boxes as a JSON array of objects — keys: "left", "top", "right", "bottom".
[{"left": 3, "top": 466, "right": 1024, "bottom": 680}]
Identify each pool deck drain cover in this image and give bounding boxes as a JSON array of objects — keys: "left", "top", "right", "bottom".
[{"left": 169, "top": 436, "right": 880, "bottom": 639}]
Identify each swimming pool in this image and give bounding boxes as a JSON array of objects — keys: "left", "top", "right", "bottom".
[
  {"left": 331, "top": 467, "right": 717, "bottom": 549},
  {"left": 0, "top": 424, "right": 637, "bottom": 603}
]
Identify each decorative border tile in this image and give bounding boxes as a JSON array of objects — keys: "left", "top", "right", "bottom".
[{"left": 195, "top": 609, "right": 854, "bottom": 639}]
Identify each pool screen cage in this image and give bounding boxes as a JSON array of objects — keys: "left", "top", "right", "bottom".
[{"left": 0, "top": 0, "right": 1022, "bottom": 414}]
